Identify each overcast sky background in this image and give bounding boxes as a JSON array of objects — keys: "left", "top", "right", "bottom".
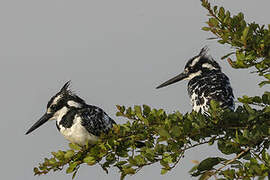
[{"left": 0, "top": 0, "right": 269, "bottom": 180}]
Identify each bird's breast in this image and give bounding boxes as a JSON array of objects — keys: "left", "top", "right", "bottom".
[
  {"left": 58, "top": 116, "right": 98, "bottom": 146},
  {"left": 187, "top": 72, "right": 234, "bottom": 114}
]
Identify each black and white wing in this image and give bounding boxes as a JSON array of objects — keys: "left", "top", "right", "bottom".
[
  {"left": 213, "top": 72, "right": 235, "bottom": 110},
  {"left": 79, "top": 105, "right": 116, "bottom": 137},
  {"left": 188, "top": 71, "right": 235, "bottom": 114}
]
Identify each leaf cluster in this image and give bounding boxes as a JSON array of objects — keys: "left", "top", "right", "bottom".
[{"left": 201, "top": 0, "right": 270, "bottom": 87}]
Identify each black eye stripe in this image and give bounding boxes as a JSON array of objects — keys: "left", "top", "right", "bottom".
[
  {"left": 50, "top": 104, "right": 63, "bottom": 112},
  {"left": 46, "top": 90, "right": 86, "bottom": 112},
  {"left": 47, "top": 96, "right": 65, "bottom": 112},
  {"left": 50, "top": 104, "right": 57, "bottom": 110},
  {"left": 47, "top": 93, "right": 61, "bottom": 109}
]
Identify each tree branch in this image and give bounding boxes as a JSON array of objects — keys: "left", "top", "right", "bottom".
[{"left": 214, "top": 147, "right": 250, "bottom": 175}]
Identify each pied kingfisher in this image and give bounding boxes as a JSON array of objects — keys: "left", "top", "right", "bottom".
[
  {"left": 26, "top": 81, "right": 115, "bottom": 146},
  {"left": 156, "top": 47, "right": 234, "bottom": 114}
]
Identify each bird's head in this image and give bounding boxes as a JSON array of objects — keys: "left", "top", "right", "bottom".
[
  {"left": 156, "top": 47, "right": 221, "bottom": 89},
  {"left": 26, "top": 81, "right": 85, "bottom": 135}
]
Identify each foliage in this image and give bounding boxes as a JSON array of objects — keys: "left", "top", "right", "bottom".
[
  {"left": 34, "top": 92, "right": 270, "bottom": 179},
  {"left": 201, "top": 0, "right": 270, "bottom": 87},
  {"left": 32, "top": 1, "right": 270, "bottom": 180}
]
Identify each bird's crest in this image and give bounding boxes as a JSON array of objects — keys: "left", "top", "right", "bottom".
[
  {"left": 61, "top": 81, "right": 71, "bottom": 93},
  {"left": 199, "top": 46, "right": 209, "bottom": 58}
]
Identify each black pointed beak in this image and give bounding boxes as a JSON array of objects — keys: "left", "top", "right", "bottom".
[
  {"left": 156, "top": 72, "right": 188, "bottom": 89},
  {"left": 25, "top": 113, "right": 53, "bottom": 135}
]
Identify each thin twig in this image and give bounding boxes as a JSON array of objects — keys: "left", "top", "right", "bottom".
[
  {"left": 183, "top": 136, "right": 224, "bottom": 152},
  {"left": 252, "top": 151, "right": 270, "bottom": 180},
  {"left": 251, "top": 150, "right": 270, "bottom": 169},
  {"left": 214, "top": 147, "right": 250, "bottom": 175},
  {"left": 170, "top": 148, "right": 186, "bottom": 170}
]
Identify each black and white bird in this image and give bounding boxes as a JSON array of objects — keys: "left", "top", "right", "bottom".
[
  {"left": 156, "top": 47, "right": 234, "bottom": 115},
  {"left": 26, "top": 81, "right": 115, "bottom": 146}
]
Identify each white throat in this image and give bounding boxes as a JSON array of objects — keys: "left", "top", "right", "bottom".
[{"left": 52, "top": 106, "right": 69, "bottom": 122}]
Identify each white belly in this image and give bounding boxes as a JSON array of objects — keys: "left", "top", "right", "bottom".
[{"left": 59, "top": 117, "right": 98, "bottom": 146}]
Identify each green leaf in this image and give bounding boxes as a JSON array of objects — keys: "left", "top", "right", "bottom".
[
  {"left": 83, "top": 156, "right": 96, "bottom": 165},
  {"left": 134, "top": 155, "right": 146, "bottom": 166},
  {"left": 55, "top": 150, "right": 65, "bottom": 160},
  {"left": 143, "top": 104, "right": 151, "bottom": 116},
  {"left": 128, "top": 157, "right": 137, "bottom": 166},
  {"left": 241, "top": 27, "right": 250, "bottom": 42},
  {"left": 64, "top": 150, "right": 75, "bottom": 159},
  {"left": 213, "top": 6, "right": 218, "bottom": 13},
  {"left": 210, "top": 100, "right": 219, "bottom": 111},
  {"left": 199, "top": 171, "right": 213, "bottom": 180},
  {"left": 206, "top": 37, "right": 218, "bottom": 40},
  {"left": 123, "top": 167, "right": 135, "bottom": 175},
  {"left": 160, "top": 159, "right": 169, "bottom": 169},
  {"left": 161, "top": 168, "right": 168, "bottom": 175},
  {"left": 197, "top": 157, "right": 225, "bottom": 171},
  {"left": 49, "top": 158, "right": 57, "bottom": 164},
  {"left": 218, "top": 7, "right": 225, "bottom": 19},
  {"left": 218, "top": 140, "right": 240, "bottom": 155},
  {"left": 259, "top": 81, "right": 270, "bottom": 87},
  {"left": 106, "top": 153, "right": 116, "bottom": 162},
  {"left": 262, "top": 92, "right": 270, "bottom": 104},
  {"left": 114, "top": 161, "right": 127, "bottom": 167},
  {"left": 158, "top": 128, "right": 171, "bottom": 139},
  {"left": 157, "top": 109, "right": 165, "bottom": 116},
  {"left": 189, "top": 165, "right": 198, "bottom": 174},
  {"left": 170, "top": 126, "right": 181, "bottom": 138},
  {"left": 243, "top": 104, "right": 255, "bottom": 114},
  {"left": 264, "top": 74, "right": 270, "bottom": 80},
  {"left": 252, "top": 96, "right": 262, "bottom": 103},
  {"left": 116, "top": 105, "right": 125, "bottom": 113},
  {"left": 202, "top": 27, "right": 211, "bottom": 31},
  {"left": 33, "top": 167, "right": 40, "bottom": 175},
  {"left": 69, "top": 143, "right": 81, "bottom": 151},
  {"left": 134, "top": 105, "right": 142, "bottom": 114},
  {"left": 209, "top": 18, "right": 219, "bottom": 27},
  {"left": 116, "top": 111, "right": 123, "bottom": 117},
  {"left": 66, "top": 162, "right": 78, "bottom": 174}
]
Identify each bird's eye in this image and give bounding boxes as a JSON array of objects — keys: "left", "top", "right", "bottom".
[{"left": 50, "top": 104, "right": 57, "bottom": 110}]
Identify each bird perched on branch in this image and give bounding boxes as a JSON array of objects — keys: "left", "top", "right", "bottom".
[
  {"left": 156, "top": 47, "right": 234, "bottom": 115},
  {"left": 26, "top": 81, "right": 115, "bottom": 146}
]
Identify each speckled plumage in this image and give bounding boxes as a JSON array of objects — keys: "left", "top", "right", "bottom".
[
  {"left": 188, "top": 71, "right": 234, "bottom": 114},
  {"left": 78, "top": 105, "right": 115, "bottom": 136},
  {"left": 157, "top": 47, "right": 235, "bottom": 115}
]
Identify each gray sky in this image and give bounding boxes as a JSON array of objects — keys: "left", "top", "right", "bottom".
[{"left": 0, "top": 0, "right": 269, "bottom": 180}]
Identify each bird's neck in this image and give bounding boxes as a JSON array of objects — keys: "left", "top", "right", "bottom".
[
  {"left": 188, "top": 70, "right": 221, "bottom": 84},
  {"left": 56, "top": 106, "right": 71, "bottom": 124},
  {"left": 202, "top": 69, "right": 221, "bottom": 75}
]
